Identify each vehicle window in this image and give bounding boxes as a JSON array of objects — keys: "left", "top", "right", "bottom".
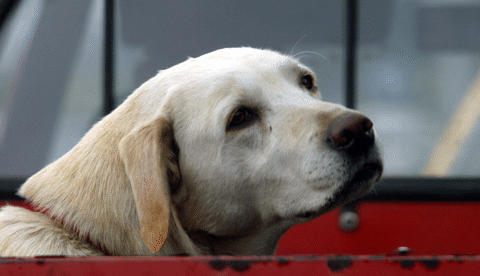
[
  {"left": 0, "top": 0, "right": 101, "bottom": 177},
  {"left": 1, "top": 0, "right": 479, "bottom": 195},
  {"left": 357, "top": 1, "right": 480, "bottom": 177},
  {"left": 113, "top": 1, "right": 346, "bottom": 105}
]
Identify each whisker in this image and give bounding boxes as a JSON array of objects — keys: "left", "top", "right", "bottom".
[
  {"left": 290, "top": 34, "right": 308, "bottom": 56},
  {"left": 293, "top": 51, "right": 331, "bottom": 65}
]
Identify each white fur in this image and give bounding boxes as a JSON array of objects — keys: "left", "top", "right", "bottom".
[{"left": 0, "top": 47, "right": 382, "bottom": 256}]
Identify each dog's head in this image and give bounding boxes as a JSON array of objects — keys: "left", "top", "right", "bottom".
[
  {"left": 119, "top": 47, "right": 383, "bottom": 254},
  {"left": 20, "top": 47, "right": 382, "bottom": 256}
]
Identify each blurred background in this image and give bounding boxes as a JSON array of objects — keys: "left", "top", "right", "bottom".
[{"left": 1, "top": 0, "right": 480, "bottom": 197}]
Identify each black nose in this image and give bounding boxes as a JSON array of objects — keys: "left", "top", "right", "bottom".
[{"left": 326, "top": 113, "right": 375, "bottom": 152}]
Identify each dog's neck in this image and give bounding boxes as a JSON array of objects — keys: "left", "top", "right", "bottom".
[
  {"left": 188, "top": 224, "right": 292, "bottom": 255},
  {"left": 22, "top": 200, "right": 111, "bottom": 255}
]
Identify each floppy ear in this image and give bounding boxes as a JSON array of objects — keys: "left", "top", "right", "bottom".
[{"left": 119, "top": 115, "right": 176, "bottom": 254}]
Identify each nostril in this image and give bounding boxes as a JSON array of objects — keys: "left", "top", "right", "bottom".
[
  {"left": 365, "top": 128, "right": 374, "bottom": 140},
  {"left": 363, "top": 117, "right": 373, "bottom": 132},
  {"left": 363, "top": 120, "right": 375, "bottom": 142},
  {"left": 328, "top": 129, "right": 355, "bottom": 148},
  {"left": 327, "top": 113, "right": 375, "bottom": 151}
]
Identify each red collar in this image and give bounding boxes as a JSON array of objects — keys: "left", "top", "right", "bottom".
[{"left": 23, "top": 200, "right": 111, "bottom": 256}]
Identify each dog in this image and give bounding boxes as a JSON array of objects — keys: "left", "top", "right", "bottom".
[{"left": 0, "top": 47, "right": 383, "bottom": 256}]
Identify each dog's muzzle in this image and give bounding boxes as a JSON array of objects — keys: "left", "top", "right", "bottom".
[
  {"left": 326, "top": 112, "right": 383, "bottom": 204},
  {"left": 296, "top": 112, "right": 383, "bottom": 220}
]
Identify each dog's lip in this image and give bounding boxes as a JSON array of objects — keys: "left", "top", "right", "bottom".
[
  {"left": 347, "top": 162, "right": 383, "bottom": 189},
  {"left": 330, "top": 160, "right": 383, "bottom": 204},
  {"left": 295, "top": 161, "right": 383, "bottom": 219}
]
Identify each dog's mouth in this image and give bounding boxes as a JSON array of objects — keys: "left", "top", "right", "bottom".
[
  {"left": 336, "top": 162, "right": 383, "bottom": 198},
  {"left": 296, "top": 161, "right": 383, "bottom": 219}
]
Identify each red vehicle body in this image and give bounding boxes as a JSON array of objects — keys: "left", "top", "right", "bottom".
[{"left": 1, "top": 200, "right": 479, "bottom": 275}]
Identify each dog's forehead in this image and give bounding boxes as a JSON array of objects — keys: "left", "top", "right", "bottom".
[
  {"left": 177, "top": 48, "right": 316, "bottom": 104},
  {"left": 171, "top": 47, "right": 306, "bottom": 101},
  {"left": 193, "top": 48, "right": 312, "bottom": 100},
  {"left": 198, "top": 47, "right": 287, "bottom": 61},
  {"left": 195, "top": 47, "right": 299, "bottom": 74},
  {"left": 170, "top": 48, "right": 318, "bottom": 135}
]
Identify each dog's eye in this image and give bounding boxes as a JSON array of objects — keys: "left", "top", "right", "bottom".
[
  {"left": 227, "top": 108, "right": 257, "bottom": 130},
  {"left": 301, "top": 74, "right": 314, "bottom": 90}
]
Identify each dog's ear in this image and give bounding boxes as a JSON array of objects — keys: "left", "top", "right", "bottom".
[{"left": 119, "top": 115, "right": 176, "bottom": 254}]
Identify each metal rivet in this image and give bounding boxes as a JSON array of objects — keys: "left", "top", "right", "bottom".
[
  {"left": 395, "top": 246, "right": 412, "bottom": 256},
  {"left": 339, "top": 210, "right": 359, "bottom": 232}
]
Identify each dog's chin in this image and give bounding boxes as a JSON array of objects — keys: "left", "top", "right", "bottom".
[{"left": 295, "top": 161, "right": 383, "bottom": 220}]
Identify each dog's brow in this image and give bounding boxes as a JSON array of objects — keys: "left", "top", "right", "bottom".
[{"left": 296, "top": 66, "right": 316, "bottom": 83}]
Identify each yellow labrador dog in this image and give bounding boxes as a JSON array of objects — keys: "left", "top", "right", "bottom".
[{"left": 0, "top": 47, "right": 382, "bottom": 256}]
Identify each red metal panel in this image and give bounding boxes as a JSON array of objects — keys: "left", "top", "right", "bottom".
[
  {"left": 277, "top": 202, "right": 480, "bottom": 255},
  {"left": 2, "top": 200, "right": 480, "bottom": 274},
  {"left": 2, "top": 255, "right": 480, "bottom": 276}
]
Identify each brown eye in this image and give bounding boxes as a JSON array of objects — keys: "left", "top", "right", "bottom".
[
  {"left": 227, "top": 108, "right": 257, "bottom": 130},
  {"left": 301, "top": 74, "right": 314, "bottom": 90}
]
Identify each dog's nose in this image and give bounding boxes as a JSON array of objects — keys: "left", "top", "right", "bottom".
[{"left": 326, "top": 113, "right": 375, "bottom": 151}]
